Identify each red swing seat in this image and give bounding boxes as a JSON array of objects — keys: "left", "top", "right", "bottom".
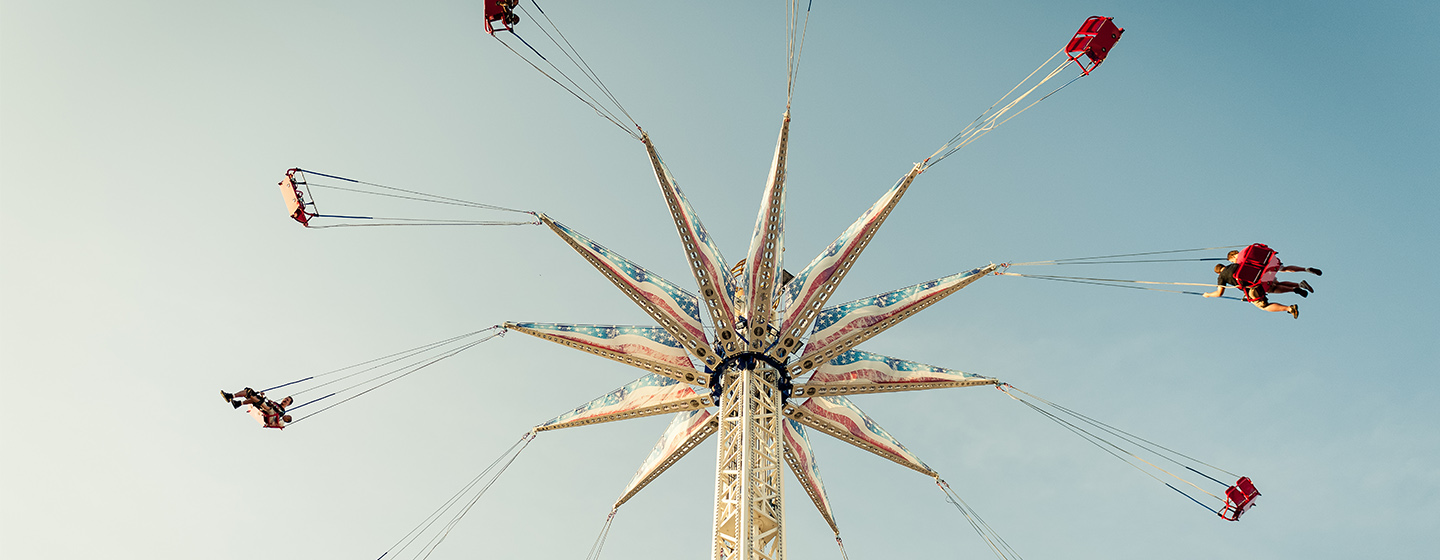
[
  {"left": 1233, "top": 244, "right": 1281, "bottom": 301},
  {"left": 279, "top": 168, "right": 316, "bottom": 227},
  {"left": 484, "top": 0, "right": 521, "bottom": 35},
  {"left": 1064, "top": 16, "right": 1124, "bottom": 75},
  {"left": 1220, "top": 476, "right": 1260, "bottom": 521}
]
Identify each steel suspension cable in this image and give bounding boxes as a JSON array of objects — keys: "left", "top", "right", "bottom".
[
  {"left": 584, "top": 509, "right": 618, "bottom": 560},
  {"left": 492, "top": 36, "right": 638, "bottom": 139},
  {"left": 292, "top": 328, "right": 503, "bottom": 397},
  {"left": 996, "top": 272, "right": 1243, "bottom": 299},
  {"left": 287, "top": 328, "right": 507, "bottom": 426},
  {"left": 786, "top": 0, "right": 814, "bottom": 106},
  {"left": 935, "top": 479, "right": 1023, "bottom": 560},
  {"left": 377, "top": 432, "right": 537, "bottom": 560},
  {"left": 997, "top": 385, "right": 1221, "bottom": 501},
  {"left": 525, "top": 1, "right": 639, "bottom": 131},
  {"left": 513, "top": 3, "right": 635, "bottom": 131},
  {"left": 1003, "top": 245, "right": 1246, "bottom": 267},
  {"left": 297, "top": 169, "right": 535, "bottom": 214},
  {"left": 1006, "top": 385, "right": 1240, "bottom": 479},
  {"left": 925, "top": 50, "right": 1072, "bottom": 167}
]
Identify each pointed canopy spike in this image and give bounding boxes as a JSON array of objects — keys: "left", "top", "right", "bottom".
[
  {"left": 505, "top": 322, "right": 707, "bottom": 386},
  {"left": 792, "top": 349, "right": 1000, "bottom": 398},
  {"left": 535, "top": 373, "right": 713, "bottom": 433},
  {"left": 792, "top": 265, "right": 996, "bottom": 376},
  {"left": 538, "top": 214, "right": 720, "bottom": 369},
  {"left": 770, "top": 163, "right": 926, "bottom": 362},
  {"left": 784, "top": 396, "right": 935, "bottom": 476},
  {"left": 742, "top": 113, "right": 791, "bottom": 349},
  {"left": 641, "top": 133, "right": 743, "bottom": 355},
  {"left": 615, "top": 409, "right": 719, "bottom": 508},
  {"left": 783, "top": 418, "right": 839, "bottom": 534}
]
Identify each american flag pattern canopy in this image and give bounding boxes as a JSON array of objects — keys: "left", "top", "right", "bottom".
[
  {"left": 615, "top": 409, "right": 718, "bottom": 508},
  {"left": 642, "top": 135, "right": 742, "bottom": 351},
  {"left": 536, "top": 374, "right": 712, "bottom": 432},
  {"left": 741, "top": 115, "right": 790, "bottom": 346},
  {"left": 505, "top": 322, "right": 704, "bottom": 385},
  {"left": 773, "top": 164, "right": 924, "bottom": 361},
  {"left": 783, "top": 418, "right": 837, "bottom": 533},
  {"left": 523, "top": 117, "right": 997, "bottom": 537},
  {"left": 794, "top": 266, "right": 995, "bottom": 374},
  {"left": 538, "top": 214, "right": 718, "bottom": 369},
  {"left": 793, "top": 349, "right": 999, "bottom": 398},
  {"left": 789, "top": 395, "right": 935, "bottom": 476}
]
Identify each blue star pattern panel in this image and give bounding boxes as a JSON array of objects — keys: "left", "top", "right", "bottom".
[
  {"left": 536, "top": 374, "right": 713, "bottom": 432},
  {"left": 812, "top": 349, "right": 991, "bottom": 386},
  {"left": 795, "top": 266, "right": 993, "bottom": 372},
  {"left": 643, "top": 136, "right": 742, "bottom": 341},
  {"left": 540, "top": 215, "right": 715, "bottom": 367},
  {"left": 776, "top": 166, "right": 923, "bottom": 356}
]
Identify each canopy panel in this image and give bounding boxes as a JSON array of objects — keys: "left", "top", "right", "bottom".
[
  {"left": 642, "top": 134, "right": 743, "bottom": 354},
  {"left": 536, "top": 374, "right": 713, "bottom": 432},
  {"left": 786, "top": 395, "right": 934, "bottom": 476},
  {"left": 795, "top": 349, "right": 998, "bottom": 398},
  {"left": 615, "top": 409, "right": 719, "bottom": 508},
  {"left": 772, "top": 164, "right": 924, "bottom": 362},
  {"left": 783, "top": 418, "right": 838, "bottom": 534},
  {"left": 539, "top": 214, "right": 719, "bottom": 370},
  {"left": 794, "top": 265, "right": 995, "bottom": 374},
  {"left": 742, "top": 114, "right": 791, "bottom": 349},
  {"left": 505, "top": 322, "right": 705, "bottom": 386}
]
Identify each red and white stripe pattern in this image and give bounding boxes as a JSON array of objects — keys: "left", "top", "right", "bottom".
[
  {"left": 792, "top": 395, "right": 934, "bottom": 476},
  {"left": 541, "top": 215, "right": 716, "bottom": 367},
  {"left": 783, "top": 418, "right": 837, "bottom": 533},
  {"left": 537, "top": 374, "right": 711, "bottom": 432},
  {"left": 811, "top": 349, "right": 988, "bottom": 386},
  {"left": 776, "top": 167, "right": 921, "bottom": 353},
  {"left": 617, "top": 409, "right": 717, "bottom": 507}
]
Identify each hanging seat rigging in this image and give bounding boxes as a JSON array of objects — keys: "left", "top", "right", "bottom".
[
  {"left": 278, "top": 168, "right": 540, "bottom": 228},
  {"left": 998, "top": 383, "right": 1261, "bottom": 521}
]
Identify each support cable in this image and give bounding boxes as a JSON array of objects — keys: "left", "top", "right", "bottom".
[
  {"left": 584, "top": 509, "right": 618, "bottom": 560},
  {"left": 286, "top": 327, "right": 507, "bottom": 426},
  {"left": 1002, "top": 245, "right": 1246, "bottom": 267},
  {"left": 935, "top": 479, "right": 1023, "bottom": 560},
  {"left": 996, "top": 272, "right": 1243, "bottom": 300},
  {"left": 376, "top": 432, "right": 538, "bottom": 560},
  {"left": 925, "top": 50, "right": 1073, "bottom": 168},
  {"left": 490, "top": 3, "right": 642, "bottom": 140},
  {"left": 525, "top": 1, "right": 639, "bottom": 131},
  {"left": 786, "top": 0, "right": 814, "bottom": 106},
  {"left": 996, "top": 385, "right": 1225, "bottom": 505}
]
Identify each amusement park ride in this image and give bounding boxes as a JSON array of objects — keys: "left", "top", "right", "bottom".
[{"left": 258, "top": 4, "right": 1260, "bottom": 560}]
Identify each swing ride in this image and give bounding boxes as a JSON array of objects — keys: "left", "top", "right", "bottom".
[{"left": 235, "top": 3, "right": 1292, "bottom": 559}]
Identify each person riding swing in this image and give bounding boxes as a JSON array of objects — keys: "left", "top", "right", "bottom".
[{"left": 1203, "top": 244, "right": 1320, "bottom": 318}]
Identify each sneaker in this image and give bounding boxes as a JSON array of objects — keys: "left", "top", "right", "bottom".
[
  {"left": 1300, "top": 280, "right": 1314, "bottom": 293},
  {"left": 1289, "top": 304, "right": 1300, "bottom": 319},
  {"left": 1308, "top": 268, "right": 1322, "bottom": 276},
  {"left": 221, "top": 390, "right": 233, "bottom": 403},
  {"left": 232, "top": 401, "right": 243, "bottom": 409},
  {"left": 1297, "top": 289, "right": 1309, "bottom": 298}
]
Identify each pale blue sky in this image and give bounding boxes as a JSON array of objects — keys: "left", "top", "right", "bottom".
[{"left": 2, "top": 1, "right": 1437, "bottom": 559}]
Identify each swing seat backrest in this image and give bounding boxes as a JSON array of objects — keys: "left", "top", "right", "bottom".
[{"left": 1233, "top": 244, "right": 1275, "bottom": 289}]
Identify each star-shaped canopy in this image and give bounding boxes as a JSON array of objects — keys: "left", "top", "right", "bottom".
[{"left": 509, "top": 122, "right": 998, "bottom": 535}]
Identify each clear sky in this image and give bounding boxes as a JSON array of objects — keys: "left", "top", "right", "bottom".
[{"left": 2, "top": 1, "right": 1437, "bottom": 559}]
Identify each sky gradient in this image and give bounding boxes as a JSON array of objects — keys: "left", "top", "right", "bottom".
[{"left": 2, "top": 1, "right": 1437, "bottom": 559}]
